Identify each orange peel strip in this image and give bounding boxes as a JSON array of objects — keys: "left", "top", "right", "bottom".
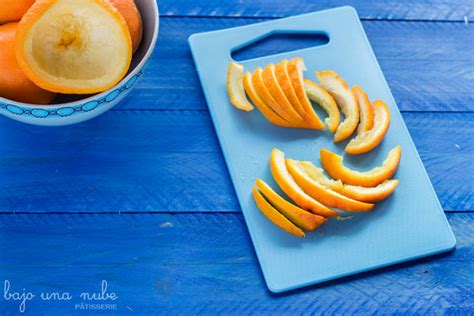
[
  {"left": 226, "top": 62, "right": 254, "bottom": 111},
  {"left": 261, "top": 64, "right": 307, "bottom": 127},
  {"left": 299, "top": 161, "right": 399, "bottom": 203},
  {"left": 252, "top": 67, "right": 305, "bottom": 128},
  {"left": 270, "top": 148, "right": 340, "bottom": 218},
  {"left": 256, "top": 179, "right": 326, "bottom": 231},
  {"left": 287, "top": 58, "right": 325, "bottom": 130},
  {"left": 274, "top": 59, "right": 325, "bottom": 129},
  {"left": 320, "top": 146, "right": 402, "bottom": 187},
  {"left": 304, "top": 79, "right": 340, "bottom": 133},
  {"left": 286, "top": 159, "right": 374, "bottom": 212},
  {"left": 243, "top": 72, "right": 290, "bottom": 127},
  {"left": 353, "top": 85, "right": 374, "bottom": 134},
  {"left": 316, "top": 70, "right": 359, "bottom": 142},
  {"left": 252, "top": 187, "right": 305, "bottom": 237},
  {"left": 346, "top": 99, "right": 391, "bottom": 155}
]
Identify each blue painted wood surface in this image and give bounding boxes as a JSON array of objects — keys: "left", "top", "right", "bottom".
[
  {"left": 0, "top": 0, "right": 473, "bottom": 314},
  {"left": 0, "top": 213, "right": 473, "bottom": 314},
  {"left": 157, "top": 0, "right": 474, "bottom": 21}
]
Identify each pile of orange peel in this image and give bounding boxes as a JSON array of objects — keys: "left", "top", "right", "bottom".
[{"left": 226, "top": 57, "right": 402, "bottom": 237}]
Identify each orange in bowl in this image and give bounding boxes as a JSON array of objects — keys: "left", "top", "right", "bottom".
[
  {"left": 108, "top": 0, "right": 143, "bottom": 53},
  {"left": 0, "top": 0, "right": 35, "bottom": 24},
  {"left": 15, "top": 0, "right": 133, "bottom": 95},
  {"left": 0, "top": 22, "right": 55, "bottom": 105}
]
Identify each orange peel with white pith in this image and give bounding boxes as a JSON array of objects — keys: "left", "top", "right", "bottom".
[
  {"left": 304, "top": 79, "right": 340, "bottom": 133},
  {"left": 320, "top": 146, "right": 402, "bottom": 187},
  {"left": 252, "top": 187, "right": 305, "bottom": 237},
  {"left": 261, "top": 64, "right": 308, "bottom": 127},
  {"left": 286, "top": 159, "right": 374, "bottom": 212},
  {"left": 273, "top": 59, "right": 325, "bottom": 130},
  {"left": 299, "top": 161, "right": 399, "bottom": 203},
  {"left": 274, "top": 60, "right": 306, "bottom": 122},
  {"left": 270, "top": 148, "right": 340, "bottom": 218},
  {"left": 252, "top": 67, "right": 306, "bottom": 128},
  {"left": 243, "top": 71, "right": 290, "bottom": 127},
  {"left": 226, "top": 62, "right": 254, "bottom": 111},
  {"left": 353, "top": 85, "right": 374, "bottom": 134},
  {"left": 286, "top": 58, "right": 326, "bottom": 130},
  {"left": 256, "top": 179, "right": 326, "bottom": 231},
  {"left": 346, "top": 99, "right": 391, "bottom": 155},
  {"left": 316, "top": 70, "right": 359, "bottom": 142}
]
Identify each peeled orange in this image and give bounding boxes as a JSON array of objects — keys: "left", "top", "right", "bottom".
[
  {"left": 0, "top": 22, "right": 55, "bottom": 104},
  {"left": 0, "top": 0, "right": 35, "bottom": 24},
  {"left": 15, "top": 0, "right": 133, "bottom": 94}
]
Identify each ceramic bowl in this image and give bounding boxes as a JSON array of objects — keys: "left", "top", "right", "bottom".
[{"left": 0, "top": 0, "right": 159, "bottom": 126}]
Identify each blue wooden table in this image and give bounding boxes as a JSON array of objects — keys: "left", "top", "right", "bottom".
[{"left": 1, "top": 1, "right": 473, "bottom": 314}]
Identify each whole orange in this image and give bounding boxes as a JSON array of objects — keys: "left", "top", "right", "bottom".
[
  {"left": 0, "top": 22, "right": 55, "bottom": 104},
  {"left": 108, "top": 0, "right": 143, "bottom": 53},
  {"left": 0, "top": 0, "right": 35, "bottom": 24}
]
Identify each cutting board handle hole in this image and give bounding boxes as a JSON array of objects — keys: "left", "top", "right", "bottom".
[{"left": 231, "top": 32, "right": 329, "bottom": 62}]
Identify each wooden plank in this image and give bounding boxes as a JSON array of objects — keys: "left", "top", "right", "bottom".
[
  {"left": 0, "top": 111, "right": 472, "bottom": 212},
  {"left": 158, "top": 0, "right": 474, "bottom": 21},
  {"left": 0, "top": 212, "right": 472, "bottom": 314},
  {"left": 115, "top": 18, "right": 474, "bottom": 112}
]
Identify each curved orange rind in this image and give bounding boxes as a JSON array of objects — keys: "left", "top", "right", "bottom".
[
  {"left": 226, "top": 62, "right": 254, "bottom": 111},
  {"left": 278, "top": 58, "right": 326, "bottom": 130},
  {"left": 286, "top": 159, "right": 374, "bottom": 212},
  {"left": 353, "top": 85, "right": 374, "bottom": 134},
  {"left": 243, "top": 71, "right": 290, "bottom": 127},
  {"left": 316, "top": 70, "right": 359, "bottom": 142},
  {"left": 299, "top": 161, "right": 399, "bottom": 203},
  {"left": 320, "top": 146, "right": 402, "bottom": 187},
  {"left": 261, "top": 64, "right": 307, "bottom": 127},
  {"left": 274, "top": 60, "right": 306, "bottom": 121},
  {"left": 256, "top": 179, "right": 326, "bottom": 231},
  {"left": 16, "top": 0, "right": 133, "bottom": 94},
  {"left": 252, "top": 187, "right": 305, "bottom": 237},
  {"left": 346, "top": 99, "right": 391, "bottom": 155},
  {"left": 304, "top": 79, "right": 340, "bottom": 133},
  {"left": 270, "top": 148, "right": 340, "bottom": 218},
  {"left": 252, "top": 67, "right": 306, "bottom": 128}
]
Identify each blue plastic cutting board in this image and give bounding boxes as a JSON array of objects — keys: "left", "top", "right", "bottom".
[{"left": 188, "top": 6, "right": 456, "bottom": 293}]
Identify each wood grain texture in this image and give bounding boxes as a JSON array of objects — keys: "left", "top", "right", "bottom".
[
  {"left": 116, "top": 18, "right": 474, "bottom": 112},
  {"left": 0, "top": 212, "right": 472, "bottom": 314},
  {"left": 157, "top": 0, "right": 474, "bottom": 21},
  {"left": 1, "top": 111, "right": 472, "bottom": 213}
]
